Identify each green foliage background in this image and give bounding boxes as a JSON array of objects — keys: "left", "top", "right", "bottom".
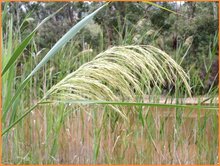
[{"left": 3, "top": 2, "right": 218, "bottom": 96}]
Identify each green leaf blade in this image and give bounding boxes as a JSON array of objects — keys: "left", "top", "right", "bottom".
[
  {"left": 2, "top": 32, "right": 35, "bottom": 76},
  {"left": 2, "top": 4, "right": 66, "bottom": 76},
  {"left": 3, "top": 3, "right": 109, "bottom": 124}
]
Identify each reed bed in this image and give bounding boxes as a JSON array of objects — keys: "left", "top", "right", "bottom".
[{"left": 2, "top": 2, "right": 218, "bottom": 164}]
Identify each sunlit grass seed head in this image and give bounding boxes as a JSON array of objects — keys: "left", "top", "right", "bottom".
[
  {"left": 43, "top": 45, "right": 192, "bottom": 120},
  {"left": 45, "top": 45, "right": 191, "bottom": 104}
]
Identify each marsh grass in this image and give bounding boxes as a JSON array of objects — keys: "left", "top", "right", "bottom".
[
  {"left": 3, "top": 3, "right": 109, "bottom": 124},
  {"left": 2, "top": 99, "right": 218, "bottom": 164},
  {"left": 2, "top": 42, "right": 218, "bottom": 164},
  {"left": 2, "top": 2, "right": 218, "bottom": 165}
]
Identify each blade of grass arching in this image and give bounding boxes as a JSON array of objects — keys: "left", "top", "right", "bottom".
[
  {"left": 144, "top": 1, "right": 179, "bottom": 15},
  {"left": 3, "top": 3, "right": 109, "bottom": 121},
  {"left": 57, "top": 100, "right": 219, "bottom": 110},
  {"left": 36, "top": 97, "right": 217, "bottom": 142},
  {"left": 26, "top": 2, "right": 108, "bottom": 79},
  {"left": 3, "top": 97, "right": 217, "bottom": 136},
  {"left": 2, "top": 5, "right": 66, "bottom": 76}
]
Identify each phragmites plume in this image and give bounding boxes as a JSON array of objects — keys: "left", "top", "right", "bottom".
[{"left": 44, "top": 45, "right": 191, "bottom": 118}]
